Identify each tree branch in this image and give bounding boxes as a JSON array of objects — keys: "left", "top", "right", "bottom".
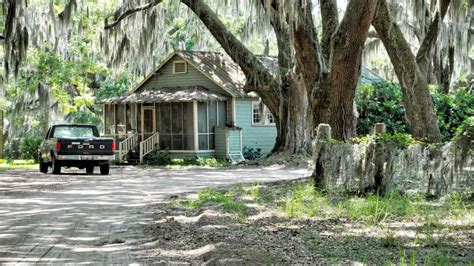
[
  {"left": 416, "top": 0, "right": 451, "bottom": 75},
  {"left": 104, "top": 0, "right": 162, "bottom": 30},
  {"left": 320, "top": 0, "right": 339, "bottom": 64},
  {"left": 290, "top": 0, "right": 322, "bottom": 91}
]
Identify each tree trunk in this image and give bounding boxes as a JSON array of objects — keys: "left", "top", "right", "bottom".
[
  {"left": 372, "top": 0, "right": 442, "bottom": 143},
  {"left": 324, "top": 0, "right": 378, "bottom": 140}
]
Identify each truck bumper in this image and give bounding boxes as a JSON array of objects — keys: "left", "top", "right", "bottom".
[{"left": 56, "top": 155, "right": 115, "bottom": 161}]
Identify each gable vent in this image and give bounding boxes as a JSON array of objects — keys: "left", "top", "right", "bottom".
[{"left": 173, "top": 61, "right": 187, "bottom": 74}]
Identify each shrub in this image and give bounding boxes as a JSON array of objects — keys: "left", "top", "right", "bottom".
[
  {"left": 356, "top": 81, "right": 407, "bottom": 135},
  {"left": 143, "top": 150, "right": 171, "bottom": 166},
  {"left": 19, "top": 135, "right": 43, "bottom": 162},
  {"left": 5, "top": 138, "right": 21, "bottom": 160},
  {"left": 356, "top": 81, "right": 473, "bottom": 141}
]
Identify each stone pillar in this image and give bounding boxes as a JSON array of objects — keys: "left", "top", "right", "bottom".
[
  {"left": 312, "top": 124, "right": 332, "bottom": 189},
  {"left": 315, "top": 123, "right": 332, "bottom": 140},
  {"left": 373, "top": 123, "right": 386, "bottom": 135}
]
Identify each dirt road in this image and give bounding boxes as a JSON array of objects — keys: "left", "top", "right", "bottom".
[{"left": 0, "top": 166, "right": 311, "bottom": 264}]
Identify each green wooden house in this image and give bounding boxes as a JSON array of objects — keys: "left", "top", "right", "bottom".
[
  {"left": 98, "top": 50, "right": 382, "bottom": 164},
  {"left": 98, "top": 51, "right": 278, "bottom": 163}
]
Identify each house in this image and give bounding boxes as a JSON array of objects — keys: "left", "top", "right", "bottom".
[
  {"left": 97, "top": 50, "right": 382, "bottom": 163},
  {"left": 98, "top": 51, "right": 278, "bottom": 163}
]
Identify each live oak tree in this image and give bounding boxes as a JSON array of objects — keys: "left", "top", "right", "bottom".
[
  {"left": 104, "top": 0, "right": 378, "bottom": 155},
  {"left": 372, "top": 0, "right": 455, "bottom": 143}
]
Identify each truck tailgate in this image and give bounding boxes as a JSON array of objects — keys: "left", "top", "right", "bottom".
[{"left": 57, "top": 138, "right": 115, "bottom": 156}]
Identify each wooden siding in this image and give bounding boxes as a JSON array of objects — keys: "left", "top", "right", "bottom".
[
  {"left": 235, "top": 100, "right": 276, "bottom": 155},
  {"left": 215, "top": 127, "right": 227, "bottom": 158},
  {"left": 228, "top": 130, "right": 241, "bottom": 153},
  {"left": 137, "top": 55, "right": 232, "bottom": 97}
]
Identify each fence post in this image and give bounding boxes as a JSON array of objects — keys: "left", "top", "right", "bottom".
[
  {"left": 373, "top": 123, "right": 386, "bottom": 135},
  {"left": 316, "top": 123, "right": 332, "bottom": 140}
]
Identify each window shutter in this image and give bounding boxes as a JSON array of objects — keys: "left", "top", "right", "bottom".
[{"left": 173, "top": 61, "right": 187, "bottom": 74}]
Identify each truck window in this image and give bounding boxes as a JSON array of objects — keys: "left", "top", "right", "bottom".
[{"left": 52, "top": 126, "right": 98, "bottom": 138}]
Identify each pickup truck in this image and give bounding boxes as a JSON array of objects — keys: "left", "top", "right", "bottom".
[{"left": 38, "top": 124, "right": 115, "bottom": 175}]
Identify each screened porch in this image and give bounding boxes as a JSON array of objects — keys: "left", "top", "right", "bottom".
[{"left": 99, "top": 86, "right": 230, "bottom": 162}]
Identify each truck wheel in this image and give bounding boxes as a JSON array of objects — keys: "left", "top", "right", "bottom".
[
  {"left": 86, "top": 166, "right": 94, "bottom": 174},
  {"left": 100, "top": 163, "right": 110, "bottom": 175},
  {"left": 51, "top": 155, "right": 61, "bottom": 174},
  {"left": 39, "top": 155, "right": 48, "bottom": 174}
]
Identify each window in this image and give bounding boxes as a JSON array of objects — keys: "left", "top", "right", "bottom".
[
  {"left": 252, "top": 100, "right": 275, "bottom": 126},
  {"left": 198, "top": 101, "right": 227, "bottom": 150},
  {"left": 157, "top": 102, "right": 194, "bottom": 150},
  {"left": 173, "top": 61, "right": 187, "bottom": 74}
]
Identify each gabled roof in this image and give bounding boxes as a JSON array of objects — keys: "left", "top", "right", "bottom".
[
  {"left": 129, "top": 50, "right": 383, "bottom": 98},
  {"left": 130, "top": 50, "right": 247, "bottom": 97},
  {"left": 97, "top": 85, "right": 229, "bottom": 104}
]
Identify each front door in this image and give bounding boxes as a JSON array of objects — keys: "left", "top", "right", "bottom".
[{"left": 141, "top": 105, "right": 156, "bottom": 140}]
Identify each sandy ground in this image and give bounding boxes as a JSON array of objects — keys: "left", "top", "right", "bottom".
[{"left": 0, "top": 165, "right": 312, "bottom": 264}]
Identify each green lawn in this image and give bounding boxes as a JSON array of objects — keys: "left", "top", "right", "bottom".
[{"left": 0, "top": 159, "right": 38, "bottom": 170}]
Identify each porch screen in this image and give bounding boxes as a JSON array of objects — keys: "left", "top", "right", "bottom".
[
  {"left": 157, "top": 102, "right": 194, "bottom": 150},
  {"left": 198, "top": 101, "right": 227, "bottom": 150}
]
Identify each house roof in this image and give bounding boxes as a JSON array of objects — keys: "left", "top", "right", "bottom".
[
  {"left": 97, "top": 85, "right": 229, "bottom": 104},
  {"left": 124, "top": 50, "right": 383, "bottom": 99}
]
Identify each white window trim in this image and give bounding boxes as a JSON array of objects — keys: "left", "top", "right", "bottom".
[
  {"left": 173, "top": 60, "right": 187, "bottom": 74},
  {"left": 251, "top": 100, "right": 276, "bottom": 126}
]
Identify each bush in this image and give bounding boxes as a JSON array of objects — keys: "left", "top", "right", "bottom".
[
  {"left": 143, "top": 149, "right": 171, "bottom": 166},
  {"left": 5, "top": 138, "right": 21, "bottom": 160},
  {"left": 432, "top": 89, "right": 474, "bottom": 141},
  {"left": 356, "top": 81, "right": 474, "bottom": 141},
  {"left": 19, "top": 135, "right": 43, "bottom": 162},
  {"left": 356, "top": 81, "right": 407, "bottom": 135}
]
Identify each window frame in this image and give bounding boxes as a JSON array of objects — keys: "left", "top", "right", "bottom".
[
  {"left": 172, "top": 60, "right": 188, "bottom": 74},
  {"left": 251, "top": 100, "right": 276, "bottom": 126}
]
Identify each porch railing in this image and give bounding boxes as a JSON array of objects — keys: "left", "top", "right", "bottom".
[
  {"left": 118, "top": 133, "right": 138, "bottom": 163},
  {"left": 139, "top": 132, "right": 160, "bottom": 164}
]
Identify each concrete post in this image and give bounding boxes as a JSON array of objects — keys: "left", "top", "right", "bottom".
[
  {"left": 373, "top": 123, "right": 386, "bottom": 135},
  {"left": 316, "top": 123, "right": 332, "bottom": 140}
]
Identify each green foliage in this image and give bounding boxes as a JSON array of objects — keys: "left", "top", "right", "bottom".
[
  {"left": 0, "top": 159, "right": 38, "bottom": 170},
  {"left": 454, "top": 116, "right": 473, "bottom": 138},
  {"left": 377, "top": 133, "right": 417, "bottom": 148},
  {"left": 284, "top": 183, "right": 328, "bottom": 218},
  {"left": 5, "top": 139, "right": 21, "bottom": 160},
  {"left": 67, "top": 109, "right": 102, "bottom": 126},
  {"left": 338, "top": 192, "right": 412, "bottom": 225},
  {"left": 19, "top": 135, "right": 43, "bottom": 162},
  {"left": 95, "top": 73, "right": 133, "bottom": 101},
  {"left": 431, "top": 88, "right": 474, "bottom": 141},
  {"left": 186, "top": 188, "right": 247, "bottom": 220},
  {"left": 356, "top": 81, "right": 473, "bottom": 141},
  {"left": 356, "top": 81, "right": 407, "bottom": 135},
  {"left": 143, "top": 150, "right": 172, "bottom": 166}
]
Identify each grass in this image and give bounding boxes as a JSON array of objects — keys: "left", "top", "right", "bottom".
[
  {"left": 183, "top": 187, "right": 247, "bottom": 222},
  {"left": 0, "top": 159, "right": 38, "bottom": 170},
  {"left": 170, "top": 180, "right": 473, "bottom": 264},
  {"left": 161, "top": 158, "right": 231, "bottom": 168}
]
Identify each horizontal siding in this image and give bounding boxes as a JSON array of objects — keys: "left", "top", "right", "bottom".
[
  {"left": 214, "top": 127, "right": 227, "bottom": 158},
  {"left": 138, "top": 55, "right": 232, "bottom": 97},
  {"left": 235, "top": 100, "right": 276, "bottom": 155},
  {"left": 228, "top": 130, "right": 241, "bottom": 152}
]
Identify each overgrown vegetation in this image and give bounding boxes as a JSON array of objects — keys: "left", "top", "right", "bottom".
[
  {"left": 0, "top": 159, "right": 38, "bottom": 170},
  {"left": 167, "top": 180, "right": 472, "bottom": 264},
  {"left": 356, "top": 81, "right": 474, "bottom": 141},
  {"left": 143, "top": 150, "right": 230, "bottom": 168}
]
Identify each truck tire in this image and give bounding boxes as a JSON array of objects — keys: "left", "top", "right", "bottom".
[
  {"left": 52, "top": 155, "right": 61, "bottom": 175},
  {"left": 39, "top": 155, "right": 48, "bottom": 173},
  {"left": 100, "top": 163, "right": 110, "bottom": 175},
  {"left": 86, "top": 166, "right": 94, "bottom": 174}
]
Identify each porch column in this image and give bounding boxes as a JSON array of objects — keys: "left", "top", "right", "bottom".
[{"left": 193, "top": 101, "right": 199, "bottom": 151}]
